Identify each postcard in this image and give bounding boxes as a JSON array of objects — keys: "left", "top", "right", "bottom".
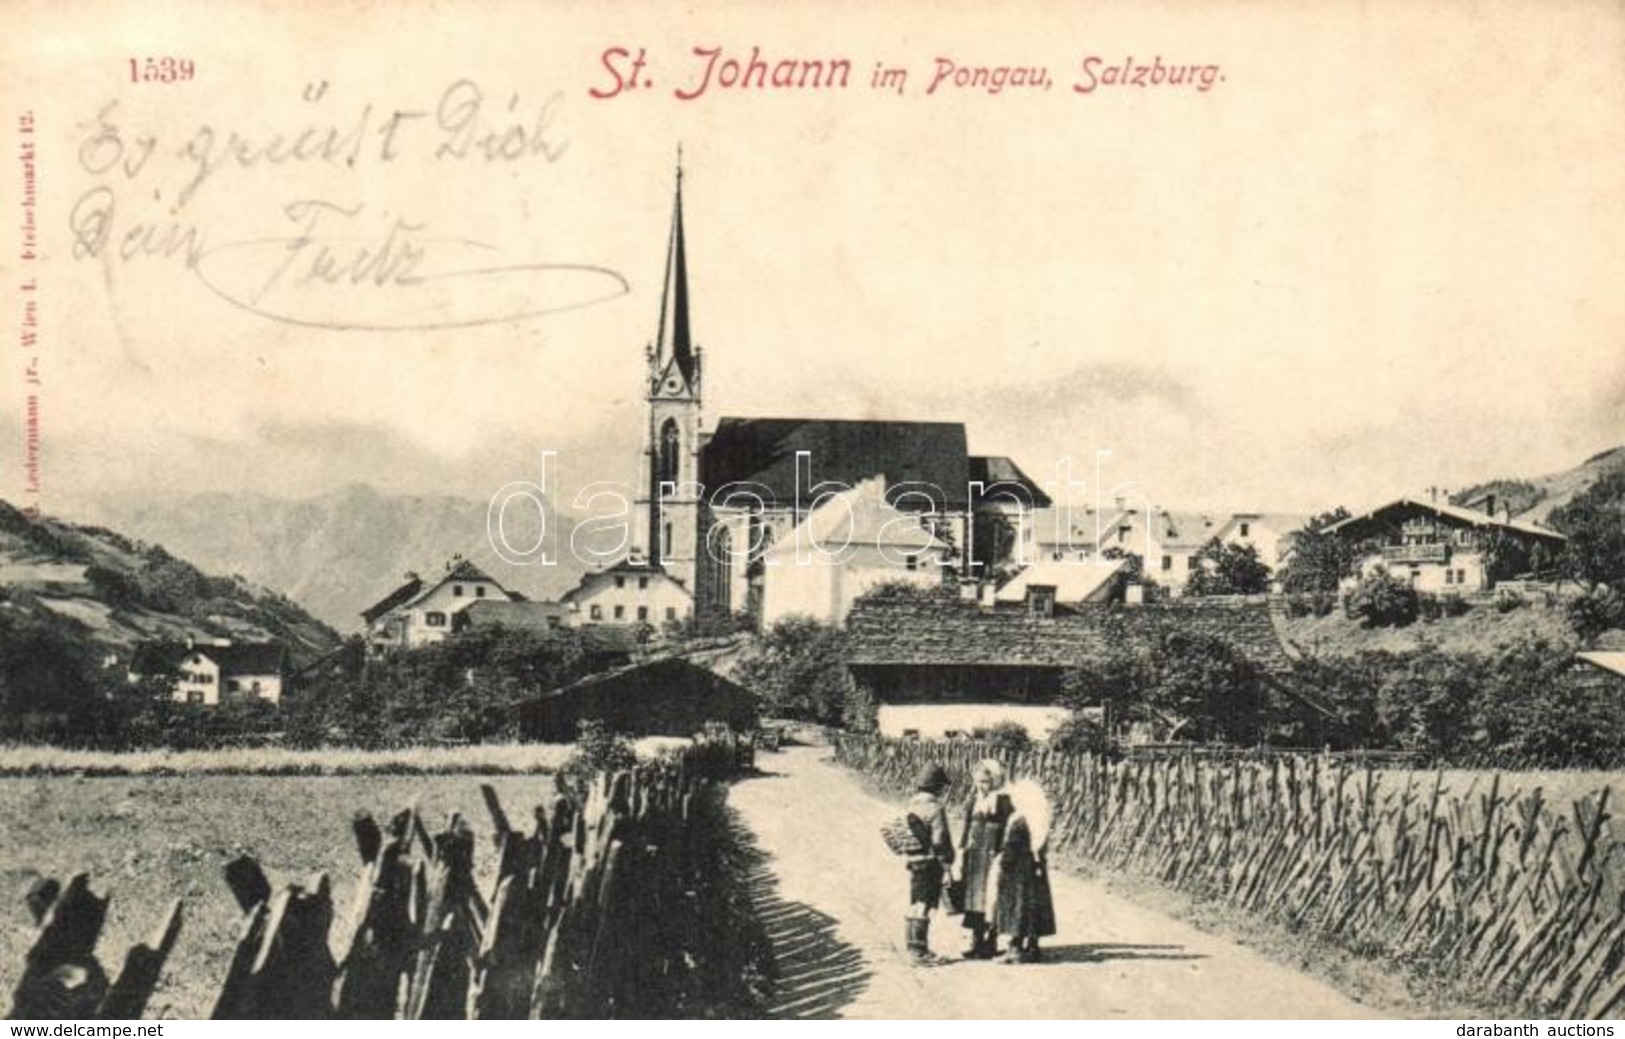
[{"left": 1, "top": 0, "right": 1622, "bottom": 1023}]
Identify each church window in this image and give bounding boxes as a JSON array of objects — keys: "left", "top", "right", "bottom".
[
  {"left": 663, "top": 523, "right": 673, "bottom": 557},
  {"left": 658, "top": 419, "right": 680, "bottom": 486},
  {"left": 1161, "top": 555, "right": 1172, "bottom": 571}
]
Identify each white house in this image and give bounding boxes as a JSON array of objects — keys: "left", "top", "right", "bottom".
[
  {"left": 1326, "top": 497, "right": 1567, "bottom": 594},
  {"left": 1031, "top": 504, "right": 1308, "bottom": 595},
  {"left": 130, "top": 639, "right": 288, "bottom": 706},
  {"left": 757, "top": 476, "right": 951, "bottom": 628},
  {"left": 561, "top": 559, "right": 692, "bottom": 629},
  {"left": 361, "top": 558, "right": 519, "bottom": 653}
]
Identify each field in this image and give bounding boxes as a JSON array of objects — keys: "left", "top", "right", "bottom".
[
  {"left": 0, "top": 772, "right": 580, "bottom": 1018},
  {"left": 0, "top": 741, "right": 576, "bottom": 777}
]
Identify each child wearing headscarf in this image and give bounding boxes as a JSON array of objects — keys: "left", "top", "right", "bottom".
[
  {"left": 957, "top": 757, "right": 1014, "bottom": 958},
  {"left": 992, "top": 778, "right": 1056, "bottom": 963}
]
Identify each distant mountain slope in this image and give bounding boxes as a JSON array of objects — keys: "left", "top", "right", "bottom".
[
  {"left": 71, "top": 484, "right": 588, "bottom": 632},
  {"left": 0, "top": 500, "right": 339, "bottom": 665},
  {"left": 1453, "top": 445, "right": 1625, "bottom": 523}
]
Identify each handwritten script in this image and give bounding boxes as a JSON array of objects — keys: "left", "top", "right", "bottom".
[{"left": 70, "top": 79, "right": 631, "bottom": 331}]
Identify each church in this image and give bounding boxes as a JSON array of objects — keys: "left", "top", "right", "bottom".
[{"left": 581, "top": 164, "right": 1051, "bottom": 629}]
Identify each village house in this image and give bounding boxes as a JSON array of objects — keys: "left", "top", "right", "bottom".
[
  {"left": 1324, "top": 496, "right": 1567, "bottom": 593},
  {"left": 756, "top": 476, "right": 954, "bottom": 628},
  {"left": 515, "top": 655, "right": 757, "bottom": 742},
  {"left": 456, "top": 598, "right": 577, "bottom": 635},
  {"left": 615, "top": 162, "right": 1050, "bottom": 630},
  {"left": 561, "top": 559, "right": 692, "bottom": 630},
  {"left": 361, "top": 558, "right": 519, "bottom": 654},
  {"left": 1030, "top": 504, "right": 1308, "bottom": 595},
  {"left": 844, "top": 592, "right": 1301, "bottom": 740},
  {"left": 129, "top": 638, "right": 288, "bottom": 706}
]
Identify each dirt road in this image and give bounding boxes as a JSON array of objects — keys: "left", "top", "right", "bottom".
[{"left": 729, "top": 745, "right": 1382, "bottom": 1020}]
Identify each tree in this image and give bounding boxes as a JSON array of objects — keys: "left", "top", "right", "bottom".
[
  {"left": 1143, "top": 632, "right": 1267, "bottom": 744},
  {"left": 1278, "top": 508, "right": 1357, "bottom": 594},
  {"left": 734, "top": 616, "right": 859, "bottom": 725},
  {"left": 1346, "top": 567, "right": 1418, "bottom": 627},
  {"left": 1549, "top": 470, "right": 1625, "bottom": 588},
  {"left": 1184, "top": 537, "right": 1272, "bottom": 596}
]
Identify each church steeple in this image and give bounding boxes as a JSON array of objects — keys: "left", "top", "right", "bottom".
[{"left": 651, "top": 154, "right": 698, "bottom": 394}]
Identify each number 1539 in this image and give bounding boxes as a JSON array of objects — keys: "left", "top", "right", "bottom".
[{"left": 128, "top": 57, "right": 195, "bottom": 83}]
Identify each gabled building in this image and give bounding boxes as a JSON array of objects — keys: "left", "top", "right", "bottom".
[
  {"left": 1030, "top": 505, "right": 1308, "bottom": 595},
  {"left": 844, "top": 593, "right": 1299, "bottom": 739},
  {"left": 361, "top": 558, "right": 518, "bottom": 653},
  {"left": 619, "top": 161, "right": 1050, "bottom": 628},
  {"left": 561, "top": 559, "right": 691, "bottom": 629},
  {"left": 757, "top": 476, "right": 954, "bottom": 627},
  {"left": 130, "top": 639, "right": 288, "bottom": 706},
  {"left": 1325, "top": 497, "right": 1566, "bottom": 593}
]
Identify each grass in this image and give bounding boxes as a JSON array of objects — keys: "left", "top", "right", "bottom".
[
  {"left": 0, "top": 773, "right": 573, "bottom": 1018},
  {"left": 0, "top": 741, "right": 609, "bottom": 777}
]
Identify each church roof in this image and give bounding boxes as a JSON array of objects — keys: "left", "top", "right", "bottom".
[
  {"left": 700, "top": 417, "right": 972, "bottom": 510},
  {"left": 968, "top": 455, "right": 1053, "bottom": 508},
  {"left": 653, "top": 163, "right": 697, "bottom": 388}
]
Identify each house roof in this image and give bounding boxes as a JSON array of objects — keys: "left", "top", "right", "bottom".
[
  {"left": 361, "top": 558, "right": 516, "bottom": 623},
  {"left": 460, "top": 599, "right": 573, "bottom": 632},
  {"left": 968, "top": 456, "right": 1053, "bottom": 508},
  {"left": 1326, "top": 498, "right": 1567, "bottom": 543},
  {"left": 995, "top": 559, "right": 1125, "bottom": 604},
  {"left": 845, "top": 595, "right": 1295, "bottom": 675},
  {"left": 361, "top": 575, "right": 424, "bottom": 624},
  {"left": 132, "top": 640, "right": 287, "bottom": 676},
  {"left": 700, "top": 418, "right": 972, "bottom": 510},
  {"left": 765, "top": 477, "right": 948, "bottom": 558},
  {"left": 560, "top": 559, "right": 688, "bottom": 602},
  {"left": 1577, "top": 652, "right": 1625, "bottom": 680}
]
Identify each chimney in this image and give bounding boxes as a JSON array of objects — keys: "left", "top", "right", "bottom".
[{"left": 1483, "top": 493, "right": 1497, "bottom": 518}]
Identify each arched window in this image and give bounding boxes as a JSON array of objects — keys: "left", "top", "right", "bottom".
[{"left": 657, "top": 419, "right": 680, "bottom": 487}]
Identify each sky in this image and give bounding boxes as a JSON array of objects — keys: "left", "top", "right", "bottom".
[{"left": 3, "top": 0, "right": 1623, "bottom": 520}]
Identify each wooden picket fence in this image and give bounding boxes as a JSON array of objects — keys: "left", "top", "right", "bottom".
[
  {"left": 9, "top": 736, "right": 764, "bottom": 1019},
  {"left": 835, "top": 735, "right": 1625, "bottom": 1019}
]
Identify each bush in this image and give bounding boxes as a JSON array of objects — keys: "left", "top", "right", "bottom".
[
  {"left": 1346, "top": 568, "right": 1418, "bottom": 628},
  {"left": 559, "top": 719, "right": 638, "bottom": 789},
  {"left": 1047, "top": 712, "right": 1108, "bottom": 755},
  {"left": 970, "top": 720, "right": 1032, "bottom": 753},
  {"left": 1566, "top": 586, "right": 1625, "bottom": 643},
  {"left": 1495, "top": 591, "right": 1526, "bottom": 613}
]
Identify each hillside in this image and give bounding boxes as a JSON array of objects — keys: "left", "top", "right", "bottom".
[
  {"left": 69, "top": 484, "right": 588, "bottom": 632},
  {"left": 0, "top": 500, "right": 339, "bottom": 666},
  {"left": 1278, "top": 598, "right": 1578, "bottom": 659},
  {"left": 1453, "top": 444, "right": 1625, "bottom": 523}
]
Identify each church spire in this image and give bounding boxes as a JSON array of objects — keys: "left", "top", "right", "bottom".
[{"left": 653, "top": 151, "right": 696, "bottom": 389}]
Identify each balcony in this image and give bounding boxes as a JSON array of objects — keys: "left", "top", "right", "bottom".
[{"left": 1381, "top": 542, "right": 1450, "bottom": 565}]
